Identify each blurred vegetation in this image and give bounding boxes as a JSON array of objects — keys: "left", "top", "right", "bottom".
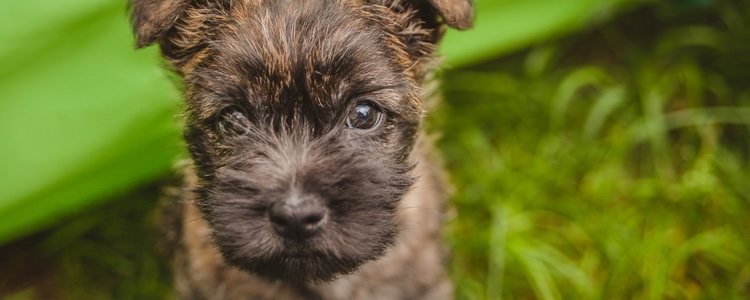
[
  {"left": 436, "top": 1, "right": 750, "bottom": 299},
  {"left": 0, "top": 0, "right": 182, "bottom": 244},
  {"left": 1, "top": 0, "right": 749, "bottom": 299}
]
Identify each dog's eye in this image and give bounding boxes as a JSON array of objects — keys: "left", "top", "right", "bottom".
[
  {"left": 216, "top": 107, "right": 251, "bottom": 138},
  {"left": 347, "top": 102, "right": 383, "bottom": 130}
]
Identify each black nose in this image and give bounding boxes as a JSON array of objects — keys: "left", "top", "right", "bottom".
[{"left": 269, "top": 196, "right": 327, "bottom": 240}]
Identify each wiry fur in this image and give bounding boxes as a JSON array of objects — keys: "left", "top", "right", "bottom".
[{"left": 130, "top": 0, "right": 472, "bottom": 298}]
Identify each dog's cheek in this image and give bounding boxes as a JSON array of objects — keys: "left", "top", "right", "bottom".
[
  {"left": 183, "top": 126, "right": 221, "bottom": 176},
  {"left": 201, "top": 182, "right": 280, "bottom": 258},
  {"left": 185, "top": 124, "right": 255, "bottom": 180}
]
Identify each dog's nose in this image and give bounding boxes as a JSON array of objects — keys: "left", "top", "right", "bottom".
[{"left": 269, "top": 195, "right": 327, "bottom": 240}]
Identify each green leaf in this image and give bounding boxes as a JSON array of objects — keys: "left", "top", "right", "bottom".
[
  {"left": 0, "top": 1, "right": 182, "bottom": 244},
  {"left": 584, "top": 85, "right": 627, "bottom": 137},
  {"left": 440, "top": 0, "right": 641, "bottom": 67}
]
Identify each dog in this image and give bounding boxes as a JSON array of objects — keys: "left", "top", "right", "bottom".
[{"left": 129, "top": 0, "right": 473, "bottom": 298}]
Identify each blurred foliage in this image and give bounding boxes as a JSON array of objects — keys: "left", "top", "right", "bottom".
[
  {"left": 435, "top": 1, "right": 750, "bottom": 299},
  {"left": 0, "top": 0, "right": 749, "bottom": 299},
  {"left": 0, "top": 185, "right": 173, "bottom": 299},
  {"left": 0, "top": 0, "right": 183, "bottom": 244},
  {"left": 440, "top": 0, "right": 642, "bottom": 66}
]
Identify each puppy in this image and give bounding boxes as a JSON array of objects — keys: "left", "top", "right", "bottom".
[{"left": 130, "top": 0, "right": 473, "bottom": 298}]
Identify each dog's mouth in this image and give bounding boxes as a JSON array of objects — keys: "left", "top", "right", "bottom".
[
  {"left": 280, "top": 243, "right": 321, "bottom": 256},
  {"left": 203, "top": 159, "right": 404, "bottom": 283},
  {"left": 207, "top": 216, "right": 397, "bottom": 284}
]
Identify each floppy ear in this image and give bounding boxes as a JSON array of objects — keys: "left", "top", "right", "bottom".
[
  {"left": 130, "top": 0, "right": 190, "bottom": 48},
  {"left": 361, "top": 0, "right": 474, "bottom": 80},
  {"left": 130, "top": 0, "right": 231, "bottom": 74},
  {"left": 428, "top": 0, "right": 474, "bottom": 30}
]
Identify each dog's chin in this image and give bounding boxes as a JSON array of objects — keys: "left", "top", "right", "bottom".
[
  {"left": 210, "top": 224, "right": 397, "bottom": 284},
  {"left": 224, "top": 248, "right": 381, "bottom": 284},
  {"left": 230, "top": 253, "right": 372, "bottom": 285}
]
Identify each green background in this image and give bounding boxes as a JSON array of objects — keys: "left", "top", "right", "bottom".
[{"left": 1, "top": 0, "right": 749, "bottom": 299}]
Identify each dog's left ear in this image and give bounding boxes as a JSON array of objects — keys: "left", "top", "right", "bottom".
[{"left": 427, "top": 0, "right": 474, "bottom": 30}]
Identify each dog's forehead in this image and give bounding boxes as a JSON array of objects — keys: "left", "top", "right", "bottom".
[{"left": 201, "top": 0, "right": 407, "bottom": 109}]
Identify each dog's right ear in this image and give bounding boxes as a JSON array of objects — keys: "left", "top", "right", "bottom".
[
  {"left": 130, "top": 0, "right": 190, "bottom": 48},
  {"left": 427, "top": 0, "right": 474, "bottom": 30}
]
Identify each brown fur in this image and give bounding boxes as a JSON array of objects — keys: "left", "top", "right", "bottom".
[{"left": 130, "top": 0, "right": 473, "bottom": 298}]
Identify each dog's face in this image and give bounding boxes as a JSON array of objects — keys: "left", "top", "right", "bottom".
[{"left": 131, "top": 0, "right": 472, "bottom": 284}]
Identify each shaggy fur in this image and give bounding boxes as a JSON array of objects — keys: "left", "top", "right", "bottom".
[{"left": 130, "top": 0, "right": 473, "bottom": 298}]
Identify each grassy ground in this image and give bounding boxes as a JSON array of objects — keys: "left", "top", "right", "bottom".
[
  {"left": 436, "top": 2, "right": 750, "bottom": 299},
  {"left": 1, "top": 1, "right": 749, "bottom": 299},
  {"left": 0, "top": 185, "right": 173, "bottom": 299}
]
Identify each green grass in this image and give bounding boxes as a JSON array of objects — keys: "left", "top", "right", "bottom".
[
  {"left": 0, "top": 185, "right": 173, "bottom": 299},
  {"left": 436, "top": 2, "right": 750, "bottom": 299},
  {"left": 2, "top": 0, "right": 750, "bottom": 299}
]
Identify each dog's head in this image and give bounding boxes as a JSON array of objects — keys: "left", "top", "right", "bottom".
[{"left": 130, "top": 0, "right": 472, "bottom": 284}]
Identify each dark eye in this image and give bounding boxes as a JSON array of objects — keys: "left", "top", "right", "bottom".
[
  {"left": 216, "top": 107, "right": 251, "bottom": 138},
  {"left": 346, "top": 102, "right": 384, "bottom": 130}
]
